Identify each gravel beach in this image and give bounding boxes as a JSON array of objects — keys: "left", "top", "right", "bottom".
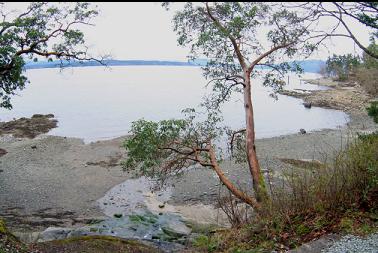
[
  {"left": 0, "top": 135, "right": 130, "bottom": 231},
  {"left": 0, "top": 111, "right": 376, "bottom": 233},
  {"left": 0, "top": 78, "right": 377, "bottom": 238}
]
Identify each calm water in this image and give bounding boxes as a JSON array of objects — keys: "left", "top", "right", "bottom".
[{"left": 0, "top": 66, "right": 348, "bottom": 143}]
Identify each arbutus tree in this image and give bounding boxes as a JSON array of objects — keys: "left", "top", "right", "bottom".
[{"left": 123, "top": 2, "right": 319, "bottom": 211}]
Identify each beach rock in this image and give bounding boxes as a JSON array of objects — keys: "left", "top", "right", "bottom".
[
  {"left": 13, "top": 231, "right": 41, "bottom": 243},
  {"left": 303, "top": 102, "right": 312, "bottom": 108},
  {"left": 114, "top": 213, "right": 123, "bottom": 218},
  {"left": 38, "top": 227, "right": 72, "bottom": 242},
  {"left": 0, "top": 148, "right": 7, "bottom": 156},
  {"left": 161, "top": 219, "right": 191, "bottom": 238},
  {"left": 66, "top": 227, "right": 94, "bottom": 238}
]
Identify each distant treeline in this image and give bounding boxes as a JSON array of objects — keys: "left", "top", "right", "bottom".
[{"left": 24, "top": 59, "right": 325, "bottom": 73}]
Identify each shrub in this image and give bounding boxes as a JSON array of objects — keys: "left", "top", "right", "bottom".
[
  {"left": 366, "top": 101, "right": 378, "bottom": 123},
  {"left": 193, "top": 234, "right": 219, "bottom": 252},
  {"left": 209, "top": 133, "right": 378, "bottom": 252},
  {"left": 356, "top": 68, "right": 378, "bottom": 97},
  {"left": 273, "top": 133, "right": 377, "bottom": 215}
]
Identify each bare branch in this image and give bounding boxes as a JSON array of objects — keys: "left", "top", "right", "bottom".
[{"left": 315, "top": 2, "right": 378, "bottom": 59}]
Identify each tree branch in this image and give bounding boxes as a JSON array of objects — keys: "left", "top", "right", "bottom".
[
  {"left": 207, "top": 143, "right": 261, "bottom": 210},
  {"left": 205, "top": 3, "right": 248, "bottom": 70},
  {"left": 318, "top": 2, "right": 378, "bottom": 59},
  {"left": 229, "top": 129, "right": 246, "bottom": 156},
  {"left": 249, "top": 42, "right": 294, "bottom": 72}
]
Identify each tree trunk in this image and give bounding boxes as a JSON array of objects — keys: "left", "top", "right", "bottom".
[
  {"left": 243, "top": 70, "right": 267, "bottom": 202},
  {"left": 208, "top": 144, "right": 261, "bottom": 210}
]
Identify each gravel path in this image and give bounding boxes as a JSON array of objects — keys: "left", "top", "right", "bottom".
[{"left": 321, "top": 233, "right": 378, "bottom": 253}]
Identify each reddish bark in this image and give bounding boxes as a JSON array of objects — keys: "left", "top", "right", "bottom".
[
  {"left": 208, "top": 144, "right": 261, "bottom": 210},
  {"left": 243, "top": 72, "right": 265, "bottom": 201}
]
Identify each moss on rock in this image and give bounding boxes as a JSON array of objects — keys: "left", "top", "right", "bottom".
[{"left": 0, "top": 219, "right": 7, "bottom": 234}]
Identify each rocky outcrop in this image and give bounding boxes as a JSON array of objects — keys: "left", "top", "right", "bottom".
[
  {"left": 14, "top": 212, "right": 192, "bottom": 252},
  {"left": 0, "top": 114, "right": 57, "bottom": 138},
  {"left": 279, "top": 82, "right": 372, "bottom": 114}
]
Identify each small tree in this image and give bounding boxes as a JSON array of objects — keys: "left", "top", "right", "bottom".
[
  {"left": 124, "top": 2, "right": 318, "bottom": 210},
  {"left": 362, "top": 41, "right": 378, "bottom": 69},
  {"left": 367, "top": 101, "right": 378, "bottom": 123},
  {"left": 325, "top": 54, "right": 361, "bottom": 81},
  {"left": 0, "top": 2, "right": 102, "bottom": 109}
]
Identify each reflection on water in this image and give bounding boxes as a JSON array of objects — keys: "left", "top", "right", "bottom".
[{"left": 0, "top": 66, "right": 349, "bottom": 143}]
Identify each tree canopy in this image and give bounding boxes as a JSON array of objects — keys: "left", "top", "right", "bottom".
[
  {"left": 362, "top": 41, "right": 378, "bottom": 68},
  {"left": 0, "top": 2, "right": 100, "bottom": 109},
  {"left": 172, "top": 2, "right": 316, "bottom": 103}
]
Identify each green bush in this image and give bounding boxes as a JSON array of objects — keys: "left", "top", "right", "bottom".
[
  {"left": 367, "top": 101, "right": 378, "bottom": 123},
  {"left": 193, "top": 234, "right": 219, "bottom": 252}
]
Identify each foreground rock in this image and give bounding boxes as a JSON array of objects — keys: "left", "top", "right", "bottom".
[
  {"left": 33, "top": 236, "right": 164, "bottom": 253},
  {"left": 288, "top": 234, "right": 342, "bottom": 253},
  {"left": 15, "top": 212, "right": 193, "bottom": 252},
  {"left": 0, "top": 147, "right": 7, "bottom": 155},
  {"left": 0, "top": 114, "right": 57, "bottom": 138},
  {"left": 34, "top": 212, "right": 191, "bottom": 243}
]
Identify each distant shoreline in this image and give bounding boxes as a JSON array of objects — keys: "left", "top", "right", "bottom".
[
  {"left": 24, "top": 59, "right": 325, "bottom": 73},
  {"left": 24, "top": 59, "right": 198, "bottom": 70}
]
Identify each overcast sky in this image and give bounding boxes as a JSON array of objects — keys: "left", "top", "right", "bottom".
[{"left": 5, "top": 2, "right": 375, "bottom": 61}]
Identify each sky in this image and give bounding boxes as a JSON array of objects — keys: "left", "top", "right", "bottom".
[
  {"left": 4, "top": 2, "right": 375, "bottom": 61},
  {"left": 83, "top": 2, "right": 191, "bottom": 61}
]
